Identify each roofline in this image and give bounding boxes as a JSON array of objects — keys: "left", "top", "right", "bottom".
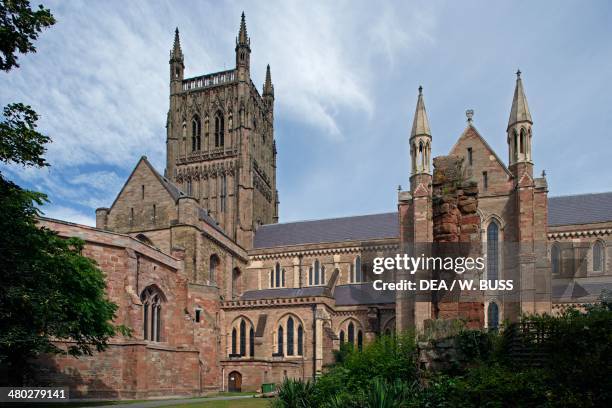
[{"left": 257, "top": 211, "right": 398, "bottom": 229}]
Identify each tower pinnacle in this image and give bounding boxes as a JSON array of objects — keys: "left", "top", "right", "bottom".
[
  {"left": 411, "top": 86, "right": 431, "bottom": 138},
  {"left": 263, "top": 64, "right": 274, "bottom": 97},
  {"left": 508, "top": 69, "right": 532, "bottom": 129},
  {"left": 171, "top": 27, "right": 183, "bottom": 60},
  {"left": 237, "top": 12, "right": 249, "bottom": 46}
]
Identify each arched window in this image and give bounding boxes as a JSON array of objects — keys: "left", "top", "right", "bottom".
[
  {"left": 275, "top": 263, "right": 281, "bottom": 288},
  {"left": 277, "top": 326, "right": 284, "bottom": 355},
  {"left": 519, "top": 128, "right": 525, "bottom": 154},
  {"left": 355, "top": 256, "right": 362, "bottom": 283},
  {"left": 487, "top": 222, "right": 499, "bottom": 281},
  {"left": 287, "top": 317, "right": 294, "bottom": 355},
  {"left": 192, "top": 115, "right": 201, "bottom": 151},
  {"left": 348, "top": 322, "right": 355, "bottom": 345},
  {"left": 231, "top": 328, "right": 237, "bottom": 355},
  {"left": 249, "top": 327, "right": 255, "bottom": 357},
  {"left": 186, "top": 178, "right": 192, "bottom": 196},
  {"left": 310, "top": 260, "right": 323, "bottom": 286},
  {"left": 297, "top": 325, "right": 303, "bottom": 356},
  {"left": 220, "top": 174, "right": 227, "bottom": 212},
  {"left": 488, "top": 302, "right": 499, "bottom": 330},
  {"left": 513, "top": 130, "right": 519, "bottom": 161},
  {"left": 593, "top": 241, "right": 605, "bottom": 272},
  {"left": 551, "top": 243, "right": 561, "bottom": 275},
  {"left": 214, "top": 111, "right": 225, "bottom": 147},
  {"left": 357, "top": 330, "right": 363, "bottom": 351},
  {"left": 339, "top": 330, "right": 345, "bottom": 344},
  {"left": 135, "top": 233, "right": 154, "bottom": 247},
  {"left": 209, "top": 254, "right": 220, "bottom": 284},
  {"left": 140, "top": 286, "right": 164, "bottom": 342},
  {"left": 239, "top": 319, "right": 246, "bottom": 356}
]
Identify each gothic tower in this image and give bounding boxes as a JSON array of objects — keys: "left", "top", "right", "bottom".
[
  {"left": 165, "top": 14, "right": 278, "bottom": 249},
  {"left": 507, "top": 70, "right": 533, "bottom": 179}
]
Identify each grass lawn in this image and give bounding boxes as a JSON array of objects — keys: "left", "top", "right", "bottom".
[{"left": 162, "top": 398, "right": 270, "bottom": 408}]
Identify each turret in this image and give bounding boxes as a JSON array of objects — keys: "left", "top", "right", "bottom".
[
  {"left": 169, "top": 27, "right": 184, "bottom": 95},
  {"left": 507, "top": 70, "right": 533, "bottom": 178},
  {"left": 235, "top": 12, "right": 251, "bottom": 79},
  {"left": 409, "top": 86, "right": 432, "bottom": 191}
]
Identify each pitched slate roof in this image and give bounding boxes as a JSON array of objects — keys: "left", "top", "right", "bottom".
[
  {"left": 253, "top": 212, "right": 399, "bottom": 248},
  {"left": 240, "top": 287, "right": 329, "bottom": 300},
  {"left": 552, "top": 281, "right": 612, "bottom": 301},
  {"left": 334, "top": 284, "right": 395, "bottom": 305},
  {"left": 548, "top": 192, "right": 612, "bottom": 226}
]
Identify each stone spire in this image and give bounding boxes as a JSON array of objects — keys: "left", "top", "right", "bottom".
[
  {"left": 171, "top": 27, "right": 183, "bottom": 61},
  {"left": 507, "top": 69, "right": 532, "bottom": 129},
  {"left": 237, "top": 12, "right": 249, "bottom": 46},
  {"left": 411, "top": 86, "right": 431, "bottom": 137},
  {"left": 263, "top": 64, "right": 274, "bottom": 97}
]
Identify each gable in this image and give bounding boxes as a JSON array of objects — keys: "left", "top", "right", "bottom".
[
  {"left": 106, "top": 157, "right": 179, "bottom": 233},
  {"left": 448, "top": 126, "right": 513, "bottom": 195}
]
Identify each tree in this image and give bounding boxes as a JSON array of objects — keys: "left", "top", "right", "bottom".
[{"left": 0, "top": 0, "right": 128, "bottom": 385}]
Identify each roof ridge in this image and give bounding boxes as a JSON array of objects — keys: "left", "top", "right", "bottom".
[
  {"left": 258, "top": 211, "right": 398, "bottom": 228},
  {"left": 548, "top": 191, "right": 612, "bottom": 199}
]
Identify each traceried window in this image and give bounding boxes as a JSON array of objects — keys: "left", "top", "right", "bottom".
[
  {"left": 487, "top": 222, "right": 499, "bottom": 281},
  {"left": 192, "top": 115, "right": 201, "bottom": 151},
  {"left": 214, "top": 111, "right": 225, "bottom": 147},
  {"left": 273, "top": 316, "right": 303, "bottom": 357},
  {"left": 593, "top": 241, "right": 604, "bottom": 273},
  {"left": 140, "top": 286, "right": 164, "bottom": 342}
]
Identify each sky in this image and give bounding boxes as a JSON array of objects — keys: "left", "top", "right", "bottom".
[{"left": 1, "top": 0, "right": 612, "bottom": 226}]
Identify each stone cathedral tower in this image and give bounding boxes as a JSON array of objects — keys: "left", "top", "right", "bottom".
[{"left": 165, "top": 13, "right": 279, "bottom": 249}]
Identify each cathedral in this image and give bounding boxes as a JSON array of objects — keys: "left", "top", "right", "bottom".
[{"left": 36, "top": 14, "right": 612, "bottom": 399}]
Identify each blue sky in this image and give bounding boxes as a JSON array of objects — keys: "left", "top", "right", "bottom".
[{"left": 1, "top": 0, "right": 611, "bottom": 226}]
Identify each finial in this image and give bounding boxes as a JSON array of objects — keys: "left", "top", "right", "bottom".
[
  {"left": 175, "top": 27, "right": 179, "bottom": 35},
  {"left": 516, "top": 68, "right": 521, "bottom": 78},
  {"left": 466, "top": 109, "right": 474, "bottom": 123},
  {"left": 541, "top": 169, "right": 546, "bottom": 177},
  {"left": 418, "top": 85, "right": 423, "bottom": 95},
  {"left": 398, "top": 184, "right": 402, "bottom": 192}
]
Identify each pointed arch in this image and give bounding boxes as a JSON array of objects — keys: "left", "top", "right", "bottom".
[
  {"left": 214, "top": 110, "right": 225, "bottom": 147},
  {"left": 297, "top": 325, "right": 304, "bottom": 356},
  {"left": 486, "top": 221, "right": 499, "bottom": 281},
  {"left": 287, "top": 317, "right": 294, "bottom": 355},
  {"left": 209, "top": 254, "right": 220, "bottom": 284},
  {"left": 140, "top": 285, "right": 165, "bottom": 342},
  {"left": 551, "top": 242, "right": 561, "bottom": 276},
  {"left": 192, "top": 114, "right": 201, "bottom": 151},
  {"left": 519, "top": 128, "right": 525, "bottom": 155},
  {"left": 593, "top": 240, "right": 605, "bottom": 273},
  {"left": 487, "top": 302, "right": 499, "bottom": 329}
]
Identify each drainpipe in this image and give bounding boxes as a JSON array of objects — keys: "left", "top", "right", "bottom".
[{"left": 311, "top": 304, "right": 317, "bottom": 380}]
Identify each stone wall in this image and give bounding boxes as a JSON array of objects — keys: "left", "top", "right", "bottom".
[{"left": 431, "top": 156, "right": 483, "bottom": 328}]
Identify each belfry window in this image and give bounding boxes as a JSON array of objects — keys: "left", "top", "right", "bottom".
[
  {"left": 214, "top": 112, "right": 225, "bottom": 147},
  {"left": 520, "top": 129, "right": 525, "bottom": 154},
  {"left": 140, "top": 286, "right": 164, "bottom": 342},
  {"left": 220, "top": 174, "right": 227, "bottom": 212},
  {"left": 487, "top": 222, "right": 499, "bottom": 281},
  {"left": 192, "top": 115, "right": 201, "bottom": 151}
]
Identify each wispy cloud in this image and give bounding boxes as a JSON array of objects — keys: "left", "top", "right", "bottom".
[{"left": 1, "top": 1, "right": 611, "bottom": 223}]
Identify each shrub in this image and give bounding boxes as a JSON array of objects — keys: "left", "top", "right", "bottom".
[{"left": 271, "top": 378, "right": 316, "bottom": 408}]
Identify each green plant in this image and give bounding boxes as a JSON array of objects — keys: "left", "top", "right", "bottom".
[{"left": 271, "top": 378, "right": 316, "bottom": 408}]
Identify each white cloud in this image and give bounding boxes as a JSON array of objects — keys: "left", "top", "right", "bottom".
[{"left": 40, "top": 205, "right": 96, "bottom": 227}]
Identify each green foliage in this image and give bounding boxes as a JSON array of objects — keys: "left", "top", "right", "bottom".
[
  {"left": 0, "top": 177, "right": 131, "bottom": 385},
  {"left": 271, "top": 378, "right": 316, "bottom": 408},
  {"left": 454, "top": 329, "right": 493, "bottom": 362},
  {"left": 0, "top": 0, "right": 55, "bottom": 71},
  {"left": 1, "top": 102, "right": 50, "bottom": 167}
]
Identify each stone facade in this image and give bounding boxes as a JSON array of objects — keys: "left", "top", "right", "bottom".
[{"left": 37, "top": 14, "right": 612, "bottom": 399}]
